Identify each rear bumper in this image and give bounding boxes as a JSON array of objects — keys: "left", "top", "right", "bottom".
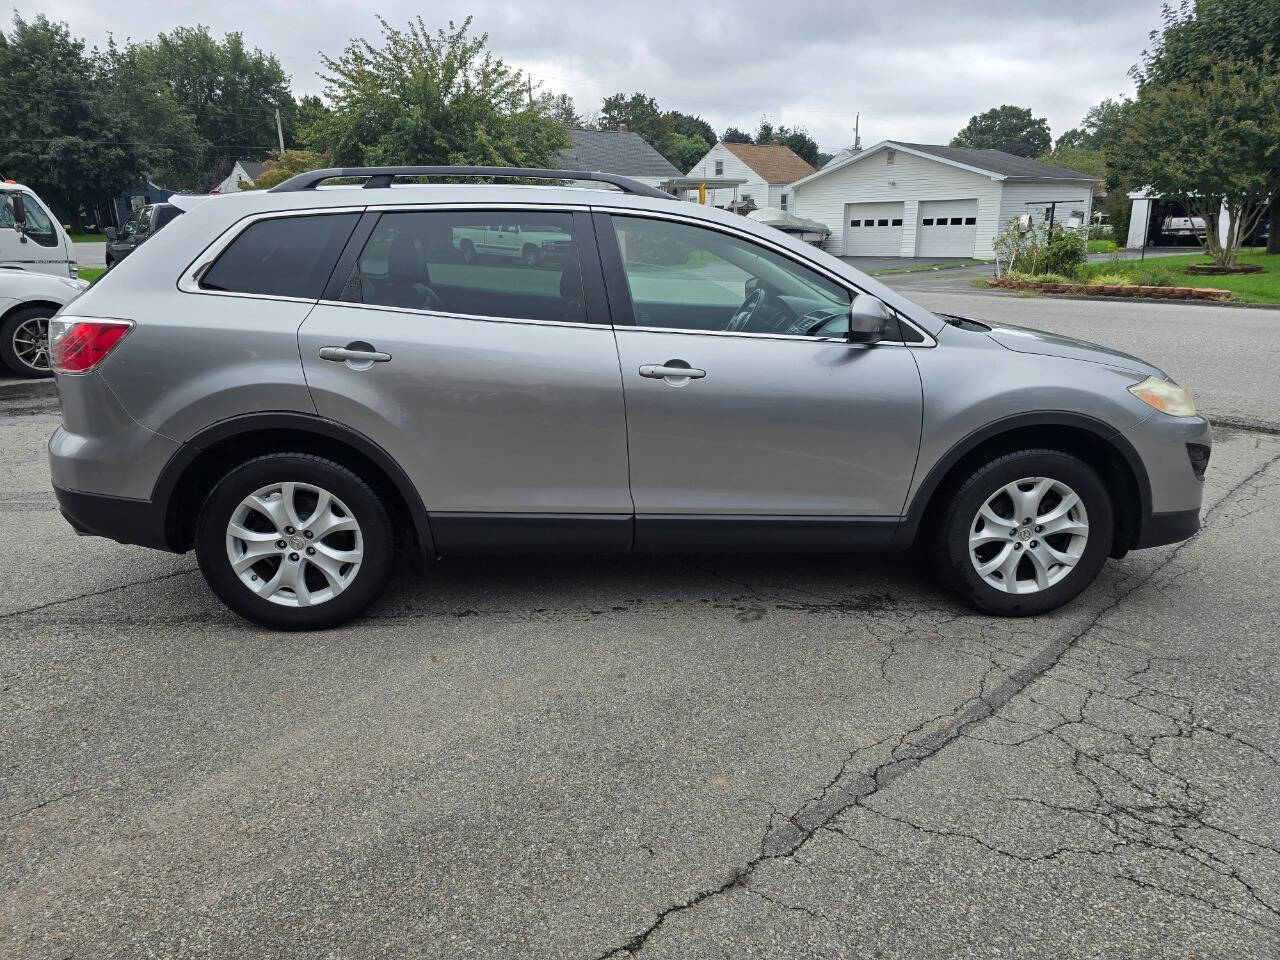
[{"left": 54, "top": 486, "right": 175, "bottom": 551}]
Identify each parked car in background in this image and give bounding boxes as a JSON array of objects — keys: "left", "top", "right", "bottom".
[
  {"left": 49, "top": 165, "right": 1211, "bottom": 630},
  {"left": 1162, "top": 215, "right": 1206, "bottom": 239},
  {"left": 0, "top": 269, "right": 87, "bottom": 377},
  {"left": 105, "top": 202, "right": 184, "bottom": 270},
  {"left": 0, "top": 182, "right": 77, "bottom": 279},
  {"left": 452, "top": 221, "right": 574, "bottom": 265}
]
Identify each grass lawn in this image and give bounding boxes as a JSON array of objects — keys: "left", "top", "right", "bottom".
[
  {"left": 78, "top": 267, "right": 105, "bottom": 283},
  {"left": 1086, "top": 239, "right": 1117, "bottom": 253},
  {"left": 69, "top": 233, "right": 107, "bottom": 243},
  {"left": 1078, "top": 248, "right": 1280, "bottom": 304}
]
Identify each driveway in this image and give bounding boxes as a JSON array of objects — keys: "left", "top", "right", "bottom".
[
  {"left": 74, "top": 241, "right": 105, "bottom": 269},
  {"left": 3, "top": 291, "right": 1279, "bottom": 957}
]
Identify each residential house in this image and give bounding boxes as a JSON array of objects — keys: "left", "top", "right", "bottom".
[
  {"left": 556, "top": 127, "right": 681, "bottom": 191},
  {"left": 213, "top": 160, "right": 267, "bottom": 194},
  {"left": 788, "top": 141, "right": 1098, "bottom": 259},
  {"left": 684, "top": 143, "right": 816, "bottom": 212}
]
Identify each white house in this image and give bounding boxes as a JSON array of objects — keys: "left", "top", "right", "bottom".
[
  {"left": 788, "top": 141, "right": 1099, "bottom": 260},
  {"left": 685, "top": 142, "right": 816, "bottom": 212},
  {"left": 213, "top": 160, "right": 267, "bottom": 194}
]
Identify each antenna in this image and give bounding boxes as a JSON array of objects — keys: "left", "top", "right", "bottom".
[{"left": 853, "top": 112, "right": 862, "bottom": 152}]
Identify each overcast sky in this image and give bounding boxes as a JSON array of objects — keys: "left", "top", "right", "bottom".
[{"left": 30, "top": 0, "right": 1163, "bottom": 151}]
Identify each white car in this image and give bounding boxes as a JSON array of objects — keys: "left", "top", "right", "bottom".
[
  {"left": 0, "top": 269, "right": 88, "bottom": 377},
  {"left": 452, "top": 222, "right": 575, "bottom": 265}
]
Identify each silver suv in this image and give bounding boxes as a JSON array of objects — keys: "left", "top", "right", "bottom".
[{"left": 47, "top": 166, "right": 1211, "bottom": 629}]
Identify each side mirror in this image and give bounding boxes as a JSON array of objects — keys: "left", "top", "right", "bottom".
[
  {"left": 10, "top": 193, "right": 25, "bottom": 228},
  {"left": 847, "top": 293, "right": 890, "bottom": 344},
  {"left": 105, "top": 227, "right": 118, "bottom": 240}
]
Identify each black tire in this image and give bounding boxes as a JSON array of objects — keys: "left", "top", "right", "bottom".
[
  {"left": 522, "top": 244, "right": 541, "bottom": 266},
  {"left": 0, "top": 305, "right": 55, "bottom": 378},
  {"left": 934, "top": 449, "right": 1114, "bottom": 616},
  {"left": 195, "top": 453, "right": 395, "bottom": 630},
  {"left": 460, "top": 239, "right": 475, "bottom": 263}
]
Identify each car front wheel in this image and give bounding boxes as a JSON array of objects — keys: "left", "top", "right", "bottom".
[
  {"left": 195, "top": 453, "right": 395, "bottom": 630},
  {"left": 935, "top": 449, "right": 1113, "bottom": 616},
  {"left": 0, "top": 306, "right": 55, "bottom": 378}
]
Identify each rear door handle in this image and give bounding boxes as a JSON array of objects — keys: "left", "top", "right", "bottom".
[
  {"left": 639, "top": 363, "right": 706, "bottom": 380},
  {"left": 319, "top": 346, "right": 391, "bottom": 363}
]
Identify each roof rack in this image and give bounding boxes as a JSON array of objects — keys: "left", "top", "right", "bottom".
[{"left": 268, "top": 165, "right": 673, "bottom": 200}]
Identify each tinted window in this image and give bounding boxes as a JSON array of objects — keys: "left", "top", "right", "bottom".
[
  {"left": 342, "top": 210, "right": 587, "bottom": 324},
  {"left": 202, "top": 214, "right": 359, "bottom": 299},
  {"left": 964, "top": 217, "right": 977, "bottom": 225},
  {"left": 877, "top": 219, "right": 889, "bottom": 227},
  {"left": 892, "top": 218, "right": 903, "bottom": 226},
  {"left": 609, "top": 215, "right": 851, "bottom": 336},
  {"left": 849, "top": 219, "right": 861, "bottom": 227},
  {"left": 922, "top": 218, "right": 933, "bottom": 226},
  {"left": 2, "top": 193, "right": 57, "bottom": 247},
  {"left": 951, "top": 217, "right": 963, "bottom": 225}
]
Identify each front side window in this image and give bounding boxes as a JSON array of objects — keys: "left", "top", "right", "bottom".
[
  {"left": 121, "top": 208, "right": 142, "bottom": 237},
  {"left": 1, "top": 193, "right": 57, "bottom": 246},
  {"left": 201, "top": 213, "right": 359, "bottom": 299},
  {"left": 609, "top": 215, "right": 852, "bottom": 338},
  {"left": 341, "top": 210, "right": 587, "bottom": 324}
]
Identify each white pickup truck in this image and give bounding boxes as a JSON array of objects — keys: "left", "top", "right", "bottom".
[
  {"left": 452, "top": 222, "right": 574, "bottom": 266},
  {"left": 1162, "top": 215, "right": 1206, "bottom": 238}
]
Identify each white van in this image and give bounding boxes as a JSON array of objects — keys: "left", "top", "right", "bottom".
[{"left": 0, "top": 182, "right": 77, "bottom": 278}]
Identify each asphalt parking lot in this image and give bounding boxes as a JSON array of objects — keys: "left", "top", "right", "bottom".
[{"left": 3, "top": 288, "right": 1279, "bottom": 958}]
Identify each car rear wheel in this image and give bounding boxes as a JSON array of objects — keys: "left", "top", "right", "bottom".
[
  {"left": 935, "top": 449, "right": 1113, "bottom": 616},
  {"left": 0, "top": 306, "right": 55, "bottom": 378},
  {"left": 195, "top": 453, "right": 394, "bottom": 630}
]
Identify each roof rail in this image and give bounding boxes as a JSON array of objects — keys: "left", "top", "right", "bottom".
[{"left": 268, "top": 165, "right": 673, "bottom": 200}]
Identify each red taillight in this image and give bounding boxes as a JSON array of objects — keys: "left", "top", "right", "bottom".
[{"left": 49, "top": 318, "right": 133, "bottom": 374}]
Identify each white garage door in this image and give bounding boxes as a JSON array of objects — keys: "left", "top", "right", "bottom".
[
  {"left": 917, "top": 200, "right": 979, "bottom": 257},
  {"left": 843, "top": 202, "right": 904, "bottom": 256}
]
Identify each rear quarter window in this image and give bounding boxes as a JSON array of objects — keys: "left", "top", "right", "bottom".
[{"left": 201, "top": 213, "right": 359, "bottom": 299}]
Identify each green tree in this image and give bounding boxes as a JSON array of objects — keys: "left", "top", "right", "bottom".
[
  {"left": 1133, "top": 0, "right": 1280, "bottom": 250},
  {"left": 667, "top": 111, "right": 716, "bottom": 151},
  {"left": 238, "top": 149, "right": 331, "bottom": 190},
  {"left": 722, "top": 127, "right": 752, "bottom": 144},
  {"left": 0, "top": 15, "right": 145, "bottom": 228},
  {"left": 537, "top": 92, "right": 584, "bottom": 128},
  {"left": 952, "top": 105, "right": 1051, "bottom": 157},
  {"left": 123, "top": 26, "right": 295, "bottom": 186},
  {"left": 754, "top": 120, "right": 820, "bottom": 167},
  {"left": 1109, "top": 57, "right": 1280, "bottom": 266},
  {"left": 312, "top": 17, "right": 569, "bottom": 169}
]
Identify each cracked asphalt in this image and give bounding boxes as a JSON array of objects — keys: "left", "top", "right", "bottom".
[{"left": 3, "top": 324, "right": 1280, "bottom": 958}]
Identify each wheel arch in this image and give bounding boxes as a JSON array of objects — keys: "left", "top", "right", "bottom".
[
  {"left": 898, "top": 412, "right": 1150, "bottom": 558},
  {"left": 2, "top": 299, "right": 63, "bottom": 322},
  {"left": 154, "top": 412, "right": 435, "bottom": 557}
]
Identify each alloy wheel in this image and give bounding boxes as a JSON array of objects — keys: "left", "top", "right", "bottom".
[
  {"left": 11, "top": 314, "right": 51, "bottom": 374},
  {"left": 225, "top": 481, "right": 364, "bottom": 607},
  {"left": 968, "top": 476, "right": 1090, "bottom": 594}
]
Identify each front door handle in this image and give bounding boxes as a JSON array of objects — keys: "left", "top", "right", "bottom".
[
  {"left": 639, "top": 362, "right": 706, "bottom": 380},
  {"left": 319, "top": 345, "right": 392, "bottom": 363}
]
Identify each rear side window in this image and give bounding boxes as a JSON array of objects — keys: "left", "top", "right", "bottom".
[
  {"left": 339, "top": 210, "right": 588, "bottom": 324},
  {"left": 201, "top": 213, "right": 359, "bottom": 299}
]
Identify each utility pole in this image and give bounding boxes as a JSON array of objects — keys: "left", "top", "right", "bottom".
[
  {"left": 853, "top": 113, "right": 861, "bottom": 152},
  {"left": 527, "top": 75, "right": 534, "bottom": 106},
  {"left": 274, "top": 108, "right": 285, "bottom": 153}
]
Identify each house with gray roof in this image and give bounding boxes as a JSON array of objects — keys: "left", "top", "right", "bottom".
[
  {"left": 787, "top": 140, "right": 1099, "bottom": 259},
  {"left": 556, "top": 127, "right": 681, "bottom": 191}
]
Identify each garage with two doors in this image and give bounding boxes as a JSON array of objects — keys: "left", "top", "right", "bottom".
[{"left": 788, "top": 141, "right": 1098, "bottom": 260}]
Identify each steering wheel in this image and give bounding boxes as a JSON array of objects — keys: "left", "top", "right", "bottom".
[{"left": 725, "top": 287, "right": 767, "bottom": 332}]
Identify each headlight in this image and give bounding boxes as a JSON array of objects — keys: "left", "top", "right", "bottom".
[{"left": 1128, "top": 376, "right": 1197, "bottom": 417}]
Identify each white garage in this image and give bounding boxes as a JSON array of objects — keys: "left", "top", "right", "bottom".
[
  {"left": 916, "top": 199, "right": 978, "bottom": 257},
  {"left": 787, "top": 141, "right": 1098, "bottom": 260},
  {"left": 842, "top": 202, "right": 904, "bottom": 256}
]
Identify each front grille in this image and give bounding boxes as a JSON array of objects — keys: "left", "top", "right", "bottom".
[{"left": 1186, "top": 443, "right": 1211, "bottom": 481}]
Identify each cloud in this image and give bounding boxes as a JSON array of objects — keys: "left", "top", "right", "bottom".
[{"left": 28, "top": 0, "right": 1160, "bottom": 149}]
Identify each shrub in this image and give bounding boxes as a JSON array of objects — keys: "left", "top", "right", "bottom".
[
  {"left": 1037, "top": 229, "right": 1088, "bottom": 277},
  {"left": 1029, "top": 272, "right": 1075, "bottom": 284},
  {"left": 1085, "top": 273, "right": 1136, "bottom": 286},
  {"left": 1087, "top": 224, "right": 1114, "bottom": 240},
  {"left": 1137, "top": 265, "right": 1179, "bottom": 287}
]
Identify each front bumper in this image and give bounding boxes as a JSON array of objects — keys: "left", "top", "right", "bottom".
[
  {"left": 1133, "top": 508, "right": 1201, "bottom": 549},
  {"left": 1120, "top": 412, "right": 1212, "bottom": 551}
]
